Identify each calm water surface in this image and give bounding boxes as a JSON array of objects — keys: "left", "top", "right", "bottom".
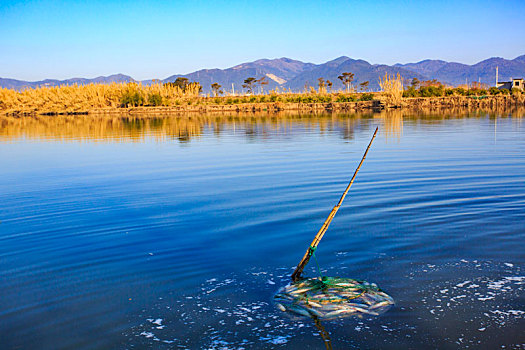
[{"left": 0, "top": 112, "right": 524, "bottom": 349}]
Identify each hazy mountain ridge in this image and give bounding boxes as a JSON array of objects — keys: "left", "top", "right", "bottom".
[
  {"left": 164, "top": 58, "right": 315, "bottom": 93},
  {"left": 285, "top": 57, "right": 427, "bottom": 91},
  {"left": 0, "top": 74, "right": 135, "bottom": 91},
  {"left": 2, "top": 55, "right": 524, "bottom": 93},
  {"left": 393, "top": 59, "right": 449, "bottom": 77},
  {"left": 396, "top": 56, "right": 525, "bottom": 86}
]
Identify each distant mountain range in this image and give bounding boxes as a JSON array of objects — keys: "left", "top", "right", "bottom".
[
  {"left": 0, "top": 73, "right": 135, "bottom": 91},
  {"left": 2, "top": 55, "right": 524, "bottom": 93}
]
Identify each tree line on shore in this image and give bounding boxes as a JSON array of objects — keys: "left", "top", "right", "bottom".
[
  {"left": 1, "top": 71, "right": 522, "bottom": 114},
  {"left": 175, "top": 72, "right": 522, "bottom": 99},
  {"left": 402, "top": 78, "right": 521, "bottom": 97},
  {"left": 206, "top": 72, "right": 370, "bottom": 96}
]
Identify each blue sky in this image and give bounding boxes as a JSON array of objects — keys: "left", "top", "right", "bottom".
[{"left": 1, "top": 0, "right": 524, "bottom": 81}]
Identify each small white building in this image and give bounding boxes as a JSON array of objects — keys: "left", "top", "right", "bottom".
[{"left": 497, "top": 78, "right": 524, "bottom": 91}]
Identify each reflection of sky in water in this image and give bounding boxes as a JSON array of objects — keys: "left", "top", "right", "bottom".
[{"left": 0, "top": 112, "right": 523, "bottom": 349}]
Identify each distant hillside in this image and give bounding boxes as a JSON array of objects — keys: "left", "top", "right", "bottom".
[
  {"left": 1, "top": 55, "right": 524, "bottom": 93},
  {"left": 284, "top": 56, "right": 427, "bottom": 91},
  {"left": 0, "top": 74, "right": 135, "bottom": 90},
  {"left": 393, "top": 60, "right": 448, "bottom": 77},
  {"left": 164, "top": 58, "right": 315, "bottom": 93},
  {"left": 395, "top": 55, "right": 525, "bottom": 86}
]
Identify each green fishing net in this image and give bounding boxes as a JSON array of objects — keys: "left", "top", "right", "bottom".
[{"left": 274, "top": 277, "right": 394, "bottom": 320}]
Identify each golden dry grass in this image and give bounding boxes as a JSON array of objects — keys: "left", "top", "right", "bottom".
[
  {"left": 0, "top": 82, "right": 380, "bottom": 115},
  {"left": 0, "top": 82, "right": 201, "bottom": 114},
  {"left": 379, "top": 73, "right": 404, "bottom": 105},
  {"left": 3, "top": 78, "right": 516, "bottom": 115}
]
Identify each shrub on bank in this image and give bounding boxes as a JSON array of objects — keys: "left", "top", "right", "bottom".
[
  {"left": 360, "top": 93, "right": 374, "bottom": 101},
  {"left": 148, "top": 93, "right": 163, "bottom": 106},
  {"left": 402, "top": 85, "right": 496, "bottom": 98},
  {"left": 402, "top": 87, "right": 418, "bottom": 98},
  {"left": 511, "top": 88, "right": 522, "bottom": 95},
  {"left": 121, "top": 88, "right": 145, "bottom": 107},
  {"left": 489, "top": 87, "right": 500, "bottom": 95},
  {"left": 269, "top": 94, "right": 280, "bottom": 102},
  {"left": 333, "top": 94, "right": 356, "bottom": 102},
  {"left": 454, "top": 87, "right": 467, "bottom": 96},
  {"left": 419, "top": 86, "right": 444, "bottom": 97}
]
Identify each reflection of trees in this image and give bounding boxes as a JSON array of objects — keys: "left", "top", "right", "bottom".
[{"left": 0, "top": 107, "right": 522, "bottom": 143}]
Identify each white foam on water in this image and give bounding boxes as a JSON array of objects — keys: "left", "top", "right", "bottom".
[
  {"left": 491, "top": 309, "right": 525, "bottom": 317},
  {"left": 456, "top": 281, "right": 471, "bottom": 288},
  {"left": 140, "top": 331, "right": 154, "bottom": 338},
  {"left": 414, "top": 260, "right": 523, "bottom": 345},
  {"left": 478, "top": 296, "right": 494, "bottom": 301},
  {"left": 260, "top": 335, "right": 290, "bottom": 345},
  {"left": 127, "top": 261, "right": 523, "bottom": 348}
]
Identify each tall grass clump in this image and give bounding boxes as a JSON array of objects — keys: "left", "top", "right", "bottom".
[
  {"left": 0, "top": 82, "right": 204, "bottom": 114},
  {"left": 379, "top": 73, "right": 403, "bottom": 105}
]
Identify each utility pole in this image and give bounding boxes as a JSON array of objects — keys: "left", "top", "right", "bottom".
[
  {"left": 232, "top": 83, "right": 235, "bottom": 95},
  {"left": 496, "top": 66, "right": 499, "bottom": 87}
]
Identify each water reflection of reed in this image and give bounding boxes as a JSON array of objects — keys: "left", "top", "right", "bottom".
[
  {"left": 0, "top": 115, "right": 207, "bottom": 143},
  {"left": 0, "top": 108, "right": 522, "bottom": 143},
  {"left": 375, "top": 110, "right": 404, "bottom": 141},
  {"left": 0, "top": 113, "right": 366, "bottom": 142}
]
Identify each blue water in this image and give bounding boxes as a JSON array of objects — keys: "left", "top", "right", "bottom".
[{"left": 0, "top": 112, "right": 523, "bottom": 349}]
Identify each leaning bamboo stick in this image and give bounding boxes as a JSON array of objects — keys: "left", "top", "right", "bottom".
[
  {"left": 291, "top": 126, "right": 379, "bottom": 282},
  {"left": 313, "top": 317, "right": 333, "bottom": 350}
]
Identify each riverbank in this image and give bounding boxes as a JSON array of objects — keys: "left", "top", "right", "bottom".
[
  {"left": 2, "top": 94, "right": 524, "bottom": 116},
  {"left": 63, "top": 94, "right": 525, "bottom": 115}
]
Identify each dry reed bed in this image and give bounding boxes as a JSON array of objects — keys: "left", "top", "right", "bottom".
[
  {"left": 0, "top": 83, "right": 201, "bottom": 114},
  {"left": 0, "top": 82, "right": 379, "bottom": 115},
  {"left": 1, "top": 78, "right": 523, "bottom": 115}
]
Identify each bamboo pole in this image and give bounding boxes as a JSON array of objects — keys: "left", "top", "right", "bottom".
[
  {"left": 313, "top": 317, "right": 333, "bottom": 350},
  {"left": 291, "top": 126, "right": 379, "bottom": 282}
]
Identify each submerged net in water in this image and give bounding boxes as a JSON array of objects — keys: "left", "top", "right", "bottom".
[{"left": 274, "top": 277, "right": 394, "bottom": 320}]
